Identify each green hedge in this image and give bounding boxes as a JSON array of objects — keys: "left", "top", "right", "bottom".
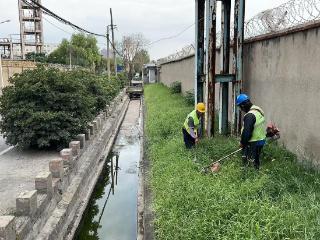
[
  {"left": 145, "top": 83, "right": 320, "bottom": 240},
  {"left": 0, "top": 66, "right": 127, "bottom": 149}
]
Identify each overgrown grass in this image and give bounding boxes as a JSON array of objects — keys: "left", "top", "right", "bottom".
[{"left": 145, "top": 84, "right": 320, "bottom": 240}]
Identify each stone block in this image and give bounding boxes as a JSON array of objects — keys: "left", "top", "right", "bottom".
[
  {"left": 88, "top": 123, "right": 95, "bottom": 136},
  {"left": 96, "top": 116, "right": 101, "bottom": 130},
  {"left": 35, "top": 172, "right": 53, "bottom": 195},
  {"left": 69, "top": 141, "right": 80, "bottom": 156},
  {"left": 0, "top": 216, "right": 16, "bottom": 240},
  {"left": 60, "top": 148, "right": 73, "bottom": 166},
  {"left": 76, "top": 134, "right": 86, "bottom": 149},
  {"left": 101, "top": 111, "right": 107, "bottom": 120},
  {"left": 49, "top": 159, "right": 64, "bottom": 178},
  {"left": 16, "top": 191, "right": 37, "bottom": 216},
  {"left": 92, "top": 120, "right": 98, "bottom": 133},
  {"left": 85, "top": 129, "right": 91, "bottom": 141}
]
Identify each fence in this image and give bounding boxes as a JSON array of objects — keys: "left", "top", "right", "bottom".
[{"left": 158, "top": 0, "right": 320, "bottom": 64}]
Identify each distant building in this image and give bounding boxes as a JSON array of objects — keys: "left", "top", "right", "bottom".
[
  {"left": 42, "top": 43, "right": 59, "bottom": 55},
  {"left": 10, "top": 43, "right": 58, "bottom": 58},
  {"left": 143, "top": 63, "right": 157, "bottom": 84}
]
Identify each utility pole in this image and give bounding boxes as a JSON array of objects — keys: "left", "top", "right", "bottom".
[
  {"left": 0, "top": 53, "right": 3, "bottom": 94},
  {"left": 107, "top": 25, "right": 111, "bottom": 78},
  {"left": 69, "top": 44, "right": 72, "bottom": 70},
  {"left": 110, "top": 8, "right": 117, "bottom": 76}
]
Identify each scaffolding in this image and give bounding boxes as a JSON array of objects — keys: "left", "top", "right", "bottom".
[{"left": 18, "top": 0, "right": 44, "bottom": 59}]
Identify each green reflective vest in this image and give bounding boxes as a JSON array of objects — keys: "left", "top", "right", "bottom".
[
  {"left": 183, "top": 110, "right": 200, "bottom": 135},
  {"left": 243, "top": 105, "right": 266, "bottom": 142}
]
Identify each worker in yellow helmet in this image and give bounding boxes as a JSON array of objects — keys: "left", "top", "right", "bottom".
[{"left": 182, "top": 103, "right": 206, "bottom": 149}]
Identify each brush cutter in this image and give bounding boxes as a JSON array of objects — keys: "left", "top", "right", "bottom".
[
  {"left": 201, "top": 122, "right": 281, "bottom": 174},
  {"left": 201, "top": 148, "right": 242, "bottom": 174}
]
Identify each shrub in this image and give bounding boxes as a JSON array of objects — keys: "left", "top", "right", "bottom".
[
  {"left": 184, "top": 90, "right": 195, "bottom": 105},
  {"left": 0, "top": 66, "right": 125, "bottom": 149},
  {"left": 169, "top": 81, "right": 181, "bottom": 94},
  {"left": 116, "top": 72, "right": 130, "bottom": 88}
]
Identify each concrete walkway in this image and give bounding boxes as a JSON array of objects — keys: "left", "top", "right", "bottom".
[{"left": 0, "top": 143, "right": 59, "bottom": 215}]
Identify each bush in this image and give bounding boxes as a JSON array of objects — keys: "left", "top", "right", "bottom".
[
  {"left": 0, "top": 66, "right": 125, "bottom": 149},
  {"left": 184, "top": 90, "right": 195, "bottom": 105},
  {"left": 169, "top": 81, "right": 181, "bottom": 94}
]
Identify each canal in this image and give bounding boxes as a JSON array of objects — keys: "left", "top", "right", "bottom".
[{"left": 74, "top": 100, "right": 142, "bottom": 240}]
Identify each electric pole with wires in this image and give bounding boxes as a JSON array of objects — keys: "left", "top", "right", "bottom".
[
  {"left": 110, "top": 8, "right": 117, "bottom": 76},
  {"left": 106, "top": 25, "right": 111, "bottom": 78}
]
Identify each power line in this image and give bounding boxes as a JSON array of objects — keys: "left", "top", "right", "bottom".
[
  {"left": 43, "top": 16, "right": 74, "bottom": 35},
  {"left": 22, "top": 0, "right": 123, "bottom": 57},
  {"left": 146, "top": 22, "right": 195, "bottom": 47}
]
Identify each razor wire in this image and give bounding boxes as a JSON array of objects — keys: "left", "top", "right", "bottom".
[
  {"left": 159, "top": 0, "right": 320, "bottom": 63},
  {"left": 245, "top": 0, "right": 320, "bottom": 38},
  {"left": 157, "top": 44, "right": 195, "bottom": 64}
]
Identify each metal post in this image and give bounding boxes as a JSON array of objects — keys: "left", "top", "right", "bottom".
[
  {"left": 195, "top": 0, "right": 205, "bottom": 104},
  {"left": 0, "top": 54, "right": 3, "bottom": 94},
  {"left": 205, "top": 0, "right": 217, "bottom": 137},
  {"left": 107, "top": 25, "right": 111, "bottom": 78},
  {"left": 233, "top": 0, "right": 246, "bottom": 134},
  {"left": 195, "top": 0, "right": 205, "bottom": 136},
  {"left": 219, "top": 0, "right": 231, "bottom": 135},
  {"left": 110, "top": 8, "right": 117, "bottom": 76}
]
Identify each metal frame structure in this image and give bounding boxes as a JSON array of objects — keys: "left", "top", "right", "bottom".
[
  {"left": 195, "top": 0, "right": 246, "bottom": 136},
  {"left": 18, "top": 0, "right": 44, "bottom": 59}
]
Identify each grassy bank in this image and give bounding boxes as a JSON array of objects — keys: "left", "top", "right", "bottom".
[{"left": 145, "top": 84, "right": 320, "bottom": 240}]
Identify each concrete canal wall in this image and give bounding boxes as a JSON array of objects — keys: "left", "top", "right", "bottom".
[{"left": 0, "top": 90, "right": 130, "bottom": 240}]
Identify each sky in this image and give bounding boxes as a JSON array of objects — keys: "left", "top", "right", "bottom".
[{"left": 0, "top": 0, "right": 289, "bottom": 60}]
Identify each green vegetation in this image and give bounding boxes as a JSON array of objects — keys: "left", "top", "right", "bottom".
[
  {"left": 0, "top": 66, "right": 127, "bottom": 149},
  {"left": 184, "top": 90, "right": 195, "bottom": 105},
  {"left": 169, "top": 81, "right": 182, "bottom": 94},
  {"left": 25, "top": 52, "right": 48, "bottom": 63},
  {"left": 47, "top": 33, "right": 101, "bottom": 70},
  {"left": 145, "top": 84, "right": 320, "bottom": 240}
]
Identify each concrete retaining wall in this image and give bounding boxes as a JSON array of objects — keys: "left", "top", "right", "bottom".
[
  {"left": 158, "top": 23, "right": 320, "bottom": 166},
  {"left": 0, "top": 60, "right": 85, "bottom": 89},
  {"left": 0, "top": 90, "right": 130, "bottom": 240},
  {"left": 0, "top": 61, "right": 37, "bottom": 87}
]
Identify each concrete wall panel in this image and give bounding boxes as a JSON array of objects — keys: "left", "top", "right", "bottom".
[{"left": 159, "top": 26, "right": 320, "bottom": 166}]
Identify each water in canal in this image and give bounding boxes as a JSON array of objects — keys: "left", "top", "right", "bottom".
[{"left": 74, "top": 100, "right": 141, "bottom": 240}]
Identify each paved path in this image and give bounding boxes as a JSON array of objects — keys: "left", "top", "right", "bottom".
[{"left": 0, "top": 138, "right": 59, "bottom": 215}]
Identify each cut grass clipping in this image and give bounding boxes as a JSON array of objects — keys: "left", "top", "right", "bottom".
[{"left": 145, "top": 84, "right": 320, "bottom": 240}]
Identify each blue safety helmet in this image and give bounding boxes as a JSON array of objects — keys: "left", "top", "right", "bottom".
[{"left": 236, "top": 94, "right": 250, "bottom": 106}]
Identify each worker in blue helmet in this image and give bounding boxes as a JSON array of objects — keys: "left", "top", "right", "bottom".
[{"left": 236, "top": 94, "right": 266, "bottom": 170}]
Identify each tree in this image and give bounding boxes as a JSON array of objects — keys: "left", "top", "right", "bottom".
[
  {"left": 47, "top": 34, "right": 101, "bottom": 70},
  {"left": 25, "top": 52, "right": 48, "bottom": 63},
  {"left": 120, "top": 33, "right": 149, "bottom": 79},
  {"left": 133, "top": 49, "right": 150, "bottom": 74}
]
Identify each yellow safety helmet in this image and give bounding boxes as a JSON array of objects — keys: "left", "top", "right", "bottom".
[{"left": 196, "top": 102, "right": 206, "bottom": 113}]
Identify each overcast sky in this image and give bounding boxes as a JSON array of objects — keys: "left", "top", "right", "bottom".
[{"left": 0, "top": 0, "right": 289, "bottom": 60}]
